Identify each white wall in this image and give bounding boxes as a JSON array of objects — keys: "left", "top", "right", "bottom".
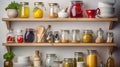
[{"left": 0, "top": 0, "right": 120, "bottom": 67}]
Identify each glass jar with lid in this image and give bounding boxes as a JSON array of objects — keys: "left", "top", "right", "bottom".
[
  {"left": 49, "top": 3, "right": 59, "bottom": 18},
  {"left": 74, "top": 52, "right": 84, "bottom": 67},
  {"left": 71, "top": 29, "right": 80, "bottom": 43},
  {"left": 16, "top": 29, "right": 23, "bottom": 43},
  {"left": 33, "top": 2, "right": 46, "bottom": 18},
  {"left": 106, "top": 32, "right": 114, "bottom": 43},
  {"left": 63, "top": 58, "right": 74, "bottom": 67},
  {"left": 61, "top": 30, "right": 70, "bottom": 43},
  {"left": 70, "top": 0, "right": 83, "bottom": 18},
  {"left": 20, "top": 2, "right": 29, "bottom": 18},
  {"left": 6, "top": 29, "right": 15, "bottom": 43},
  {"left": 82, "top": 30, "right": 93, "bottom": 43},
  {"left": 45, "top": 54, "right": 59, "bottom": 67}
]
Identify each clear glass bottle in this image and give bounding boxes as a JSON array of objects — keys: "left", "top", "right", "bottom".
[
  {"left": 6, "top": 29, "right": 15, "bottom": 43},
  {"left": 106, "top": 32, "right": 114, "bottom": 43},
  {"left": 82, "top": 30, "right": 93, "bottom": 43},
  {"left": 16, "top": 30, "right": 23, "bottom": 43},
  {"left": 70, "top": 1, "right": 83, "bottom": 18},
  {"left": 33, "top": 2, "right": 46, "bottom": 18},
  {"left": 74, "top": 52, "right": 84, "bottom": 67},
  {"left": 71, "top": 29, "right": 80, "bottom": 43},
  {"left": 63, "top": 58, "right": 74, "bottom": 67},
  {"left": 61, "top": 30, "right": 70, "bottom": 43},
  {"left": 49, "top": 3, "right": 59, "bottom": 18},
  {"left": 20, "top": 2, "right": 29, "bottom": 18},
  {"left": 24, "top": 28, "right": 35, "bottom": 42},
  {"left": 86, "top": 50, "right": 97, "bottom": 67},
  {"left": 45, "top": 54, "right": 59, "bottom": 67}
]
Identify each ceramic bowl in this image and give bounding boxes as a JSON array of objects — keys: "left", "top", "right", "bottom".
[{"left": 58, "top": 12, "right": 69, "bottom": 18}]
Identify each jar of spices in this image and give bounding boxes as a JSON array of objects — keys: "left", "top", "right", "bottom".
[
  {"left": 16, "top": 29, "right": 23, "bottom": 43},
  {"left": 49, "top": 3, "right": 59, "bottom": 18},
  {"left": 71, "top": 29, "right": 80, "bottom": 43},
  {"left": 63, "top": 58, "right": 74, "bottom": 67},
  {"left": 33, "top": 2, "right": 46, "bottom": 18},
  {"left": 106, "top": 32, "right": 114, "bottom": 43},
  {"left": 74, "top": 52, "right": 84, "bottom": 67},
  {"left": 45, "top": 54, "right": 59, "bottom": 67},
  {"left": 20, "top": 2, "right": 29, "bottom": 18},
  {"left": 54, "top": 31, "right": 60, "bottom": 43},
  {"left": 61, "top": 30, "right": 70, "bottom": 43},
  {"left": 82, "top": 30, "right": 93, "bottom": 43},
  {"left": 24, "top": 28, "right": 35, "bottom": 42},
  {"left": 6, "top": 29, "right": 15, "bottom": 43}
]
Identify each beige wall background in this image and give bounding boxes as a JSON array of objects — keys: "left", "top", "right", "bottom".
[{"left": 0, "top": 0, "right": 120, "bottom": 67}]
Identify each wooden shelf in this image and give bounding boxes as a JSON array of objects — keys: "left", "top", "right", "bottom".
[
  {"left": 2, "top": 18, "right": 118, "bottom": 30},
  {"left": 3, "top": 43, "right": 117, "bottom": 47}
]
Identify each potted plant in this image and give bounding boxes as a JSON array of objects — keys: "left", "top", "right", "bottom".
[
  {"left": 3, "top": 51, "right": 15, "bottom": 67},
  {"left": 5, "top": 1, "right": 20, "bottom": 18}
]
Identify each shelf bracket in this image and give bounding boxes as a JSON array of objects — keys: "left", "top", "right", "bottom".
[
  {"left": 109, "top": 21, "right": 114, "bottom": 30},
  {"left": 108, "top": 46, "right": 114, "bottom": 54},
  {"left": 6, "top": 21, "right": 11, "bottom": 30}
]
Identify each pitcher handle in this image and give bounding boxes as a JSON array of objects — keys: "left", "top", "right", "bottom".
[{"left": 96, "top": 8, "right": 100, "bottom": 15}]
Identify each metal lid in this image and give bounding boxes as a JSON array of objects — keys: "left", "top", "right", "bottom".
[
  {"left": 49, "top": 3, "right": 59, "bottom": 6},
  {"left": 34, "top": 2, "right": 43, "bottom": 5},
  {"left": 20, "top": 2, "right": 29, "bottom": 5}
]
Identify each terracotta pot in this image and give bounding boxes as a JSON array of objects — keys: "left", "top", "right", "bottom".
[{"left": 7, "top": 9, "right": 18, "bottom": 18}]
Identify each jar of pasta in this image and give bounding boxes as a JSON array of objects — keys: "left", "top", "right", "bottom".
[{"left": 20, "top": 2, "right": 29, "bottom": 18}]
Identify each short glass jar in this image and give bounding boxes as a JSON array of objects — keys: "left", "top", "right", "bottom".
[
  {"left": 71, "top": 29, "right": 80, "bottom": 43},
  {"left": 61, "top": 30, "right": 70, "bottom": 43},
  {"left": 63, "top": 58, "right": 74, "bottom": 67},
  {"left": 20, "top": 2, "right": 29, "bottom": 18},
  {"left": 6, "top": 29, "right": 15, "bottom": 43}
]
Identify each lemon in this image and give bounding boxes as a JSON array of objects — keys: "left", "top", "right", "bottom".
[{"left": 33, "top": 8, "right": 43, "bottom": 18}]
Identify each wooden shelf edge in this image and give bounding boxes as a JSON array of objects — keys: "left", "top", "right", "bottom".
[{"left": 2, "top": 43, "right": 117, "bottom": 47}]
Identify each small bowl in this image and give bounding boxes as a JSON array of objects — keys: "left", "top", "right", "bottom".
[{"left": 58, "top": 12, "right": 69, "bottom": 18}]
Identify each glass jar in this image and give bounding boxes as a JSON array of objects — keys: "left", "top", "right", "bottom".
[
  {"left": 24, "top": 28, "right": 35, "bottom": 42},
  {"left": 45, "top": 54, "right": 59, "bottom": 67},
  {"left": 33, "top": 2, "right": 45, "bottom": 18},
  {"left": 20, "top": 2, "right": 29, "bottom": 18},
  {"left": 82, "top": 30, "right": 93, "bottom": 43},
  {"left": 71, "top": 29, "right": 80, "bottom": 43},
  {"left": 106, "top": 32, "right": 114, "bottom": 43},
  {"left": 16, "top": 30, "right": 23, "bottom": 43},
  {"left": 63, "top": 58, "right": 74, "bottom": 67},
  {"left": 49, "top": 3, "right": 59, "bottom": 18},
  {"left": 70, "top": 1, "right": 83, "bottom": 18},
  {"left": 46, "top": 31, "right": 54, "bottom": 43},
  {"left": 61, "top": 30, "right": 70, "bottom": 43},
  {"left": 6, "top": 29, "right": 15, "bottom": 43},
  {"left": 86, "top": 50, "right": 97, "bottom": 67},
  {"left": 54, "top": 31, "right": 60, "bottom": 43},
  {"left": 74, "top": 52, "right": 84, "bottom": 67},
  {"left": 4, "top": 59, "right": 13, "bottom": 67}
]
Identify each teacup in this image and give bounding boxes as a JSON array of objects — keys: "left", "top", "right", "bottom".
[{"left": 86, "top": 8, "right": 100, "bottom": 18}]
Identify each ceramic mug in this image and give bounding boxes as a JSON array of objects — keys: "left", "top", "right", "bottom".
[{"left": 86, "top": 8, "right": 100, "bottom": 18}]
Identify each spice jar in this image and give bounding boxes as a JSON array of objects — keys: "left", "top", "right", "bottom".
[
  {"left": 63, "top": 58, "right": 74, "bottom": 67},
  {"left": 24, "top": 28, "right": 35, "bottom": 42},
  {"left": 61, "top": 30, "right": 70, "bottom": 43},
  {"left": 49, "top": 3, "right": 59, "bottom": 18},
  {"left": 16, "top": 30, "right": 23, "bottom": 43},
  {"left": 54, "top": 31, "right": 60, "bottom": 43},
  {"left": 20, "top": 2, "right": 29, "bottom": 18},
  {"left": 95, "top": 28, "right": 104, "bottom": 43},
  {"left": 6, "top": 29, "right": 15, "bottom": 43},
  {"left": 86, "top": 50, "right": 97, "bottom": 67},
  {"left": 46, "top": 31, "right": 54, "bottom": 43},
  {"left": 70, "top": 0, "right": 83, "bottom": 18},
  {"left": 106, "top": 32, "right": 114, "bottom": 43},
  {"left": 74, "top": 52, "right": 84, "bottom": 67},
  {"left": 71, "top": 29, "right": 80, "bottom": 43},
  {"left": 45, "top": 54, "right": 59, "bottom": 67},
  {"left": 33, "top": 2, "right": 46, "bottom": 18},
  {"left": 82, "top": 30, "right": 93, "bottom": 43}
]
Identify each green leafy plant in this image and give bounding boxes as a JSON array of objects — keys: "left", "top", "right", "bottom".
[
  {"left": 3, "top": 51, "right": 15, "bottom": 60},
  {"left": 5, "top": 1, "right": 20, "bottom": 10}
]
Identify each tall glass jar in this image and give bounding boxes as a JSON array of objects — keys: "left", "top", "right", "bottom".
[
  {"left": 45, "top": 54, "right": 59, "bottom": 67},
  {"left": 61, "top": 30, "right": 70, "bottom": 43},
  {"left": 33, "top": 2, "right": 45, "bottom": 18},
  {"left": 70, "top": 1, "right": 83, "bottom": 18},
  {"left": 74, "top": 52, "right": 84, "bottom": 67},
  {"left": 24, "top": 28, "right": 35, "bottom": 42},
  {"left": 106, "top": 32, "right": 114, "bottom": 43},
  {"left": 49, "top": 3, "right": 59, "bottom": 18},
  {"left": 6, "top": 29, "right": 15, "bottom": 43},
  {"left": 20, "top": 2, "right": 29, "bottom": 18},
  {"left": 82, "top": 30, "right": 93, "bottom": 43},
  {"left": 16, "top": 29, "right": 23, "bottom": 43},
  {"left": 63, "top": 58, "right": 74, "bottom": 67},
  {"left": 71, "top": 29, "right": 80, "bottom": 43},
  {"left": 86, "top": 50, "right": 97, "bottom": 67}
]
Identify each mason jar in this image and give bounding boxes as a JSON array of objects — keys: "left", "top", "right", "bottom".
[
  {"left": 61, "top": 30, "right": 70, "bottom": 43},
  {"left": 71, "top": 29, "right": 80, "bottom": 43}
]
